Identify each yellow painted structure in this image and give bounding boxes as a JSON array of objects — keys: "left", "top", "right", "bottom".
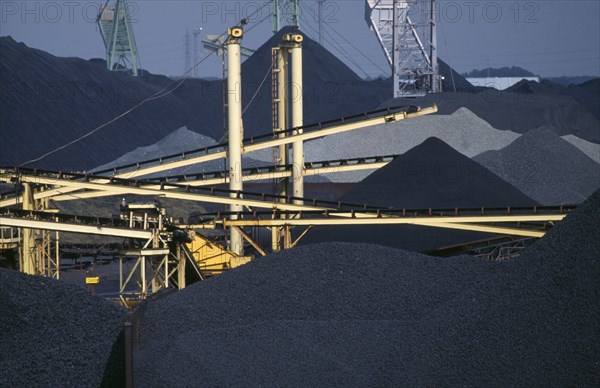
[{"left": 186, "top": 233, "right": 252, "bottom": 276}]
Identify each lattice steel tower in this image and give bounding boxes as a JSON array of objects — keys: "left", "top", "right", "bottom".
[
  {"left": 365, "top": 0, "right": 440, "bottom": 97},
  {"left": 272, "top": 0, "right": 300, "bottom": 34},
  {"left": 97, "top": 0, "right": 140, "bottom": 76}
]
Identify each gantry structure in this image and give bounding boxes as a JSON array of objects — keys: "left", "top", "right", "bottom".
[
  {"left": 97, "top": 0, "right": 140, "bottom": 76},
  {"left": 365, "top": 0, "right": 441, "bottom": 97},
  {"left": 0, "top": 26, "right": 574, "bottom": 305}
]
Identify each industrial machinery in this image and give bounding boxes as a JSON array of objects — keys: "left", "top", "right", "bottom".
[
  {"left": 365, "top": 0, "right": 441, "bottom": 97},
  {"left": 97, "top": 0, "right": 140, "bottom": 76},
  {"left": 0, "top": 26, "right": 573, "bottom": 305}
]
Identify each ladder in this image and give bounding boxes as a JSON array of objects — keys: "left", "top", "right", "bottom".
[{"left": 271, "top": 47, "right": 282, "bottom": 167}]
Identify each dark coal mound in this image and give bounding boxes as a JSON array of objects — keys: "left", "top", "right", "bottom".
[
  {"left": 475, "top": 127, "right": 600, "bottom": 205},
  {"left": 562, "top": 78, "right": 600, "bottom": 122},
  {"left": 507, "top": 78, "right": 565, "bottom": 95},
  {"left": 165, "top": 26, "right": 392, "bottom": 141},
  {"left": 0, "top": 269, "right": 126, "bottom": 387},
  {"left": 341, "top": 137, "right": 535, "bottom": 207},
  {"left": 134, "top": 191, "right": 599, "bottom": 386},
  {"left": 379, "top": 82, "right": 600, "bottom": 143},
  {"left": 438, "top": 58, "right": 474, "bottom": 91},
  {"left": 304, "top": 137, "right": 537, "bottom": 252},
  {"left": 0, "top": 36, "right": 201, "bottom": 170}
]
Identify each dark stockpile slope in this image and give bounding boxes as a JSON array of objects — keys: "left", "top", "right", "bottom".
[
  {"left": 562, "top": 78, "right": 600, "bottom": 122},
  {"left": 379, "top": 79, "right": 600, "bottom": 142},
  {"left": 475, "top": 127, "right": 600, "bottom": 205},
  {"left": 0, "top": 36, "right": 201, "bottom": 170},
  {"left": 0, "top": 269, "right": 126, "bottom": 387},
  {"left": 165, "top": 26, "right": 392, "bottom": 140},
  {"left": 135, "top": 191, "right": 600, "bottom": 386},
  {"left": 0, "top": 31, "right": 392, "bottom": 170},
  {"left": 304, "top": 137, "right": 537, "bottom": 252},
  {"left": 341, "top": 137, "right": 535, "bottom": 207},
  {"left": 401, "top": 189, "right": 600, "bottom": 386},
  {"left": 134, "top": 243, "right": 499, "bottom": 387}
]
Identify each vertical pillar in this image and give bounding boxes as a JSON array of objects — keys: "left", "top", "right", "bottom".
[
  {"left": 21, "top": 183, "right": 36, "bottom": 275},
  {"left": 392, "top": 0, "right": 400, "bottom": 98},
  {"left": 271, "top": 47, "right": 289, "bottom": 253},
  {"left": 430, "top": 0, "right": 440, "bottom": 92},
  {"left": 290, "top": 34, "right": 304, "bottom": 204},
  {"left": 140, "top": 256, "right": 147, "bottom": 297},
  {"left": 55, "top": 230, "right": 60, "bottom": 279},
  {"left": 273, "top": 0, "right": 280, "bottom": 34},
  {"left": 177, "top": 245, "right": 186, "bottom": 289},
  {"left": 226, "top": 27, "right": 244, "bottom": 256}
]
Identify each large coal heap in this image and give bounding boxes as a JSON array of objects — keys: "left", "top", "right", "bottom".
[
  {"left": 304, "top": 137, "right": 537, "bottom": 252},
  {"left": 380, "top": 78, "right": 600, "bottom": 143},
  {"left": 0, "top": 268, "right": 126, "bottom": 387},
  {"left": 341, "top": 136, "right": 536, "bottom": 208},
  {"left": 163, "top": 26, "right": 393, "bottom": 140},
  {"left": 134, "top": 191, "right": 600, "bottom": 387},
  {"left": 475, "top": 127, "right": 600, "bottom": 205},
  {"left": 0, "top": 36, "right": 197, "bottom": 170}
]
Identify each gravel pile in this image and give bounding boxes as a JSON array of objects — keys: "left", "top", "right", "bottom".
[
  {"left": 379, "top": 85, "right": 600, "bottom": 143},
  {"left": 475, "top": 127, "right": 600, "bottom": 205},
  {"left": 304, "top": 137, "right": 537, "bottom": 252},
  {"left": 562, "top": 134, "right": 600, "bottom": 164},
  {"left": 134, "top": 191, "right": 600, "bottom": 386},
  {"left": 0, "top": 269, "right": 126, "bottom": 387},
  {"left": 248, "top": 108, "right": 521, "bottom": 182}
]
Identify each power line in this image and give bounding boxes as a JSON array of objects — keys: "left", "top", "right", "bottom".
[
  {"left": 20, "top": 50, "right": 217, "bottom": 167},
  {"left": 19, "top": 6, "right": 276, "bottom": 168},
  {"left": 298, "top": 4, "right": 370, "bottom": 78},
  {"left": 321, "top": 16, "right": 388, "bottom": 75}
]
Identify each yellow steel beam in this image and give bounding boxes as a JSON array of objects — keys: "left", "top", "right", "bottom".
[
  {"left": 232, "top": 226, "right": 268, "bottom": 257},
  {"left": 14, "top": 175, "right": 329, "bottom": 212},
  {"left": 223, "top": 218, "right": 552, "bottom": 238},
  {"left": 0, "top": 216, "right": 153, "bottom": 239},
  {"left": 0, "top": 106, "right": 434, "bottom": 205},
  {"left": 414, "top": 222, "right": 546, "bottom": 238},
  {"left": 100, "top": 105, "right": 437, "bottom": 180},
  {"left": 222, "top": 214, "right": 565, "bottom": 227},
  {"left": 46, "top": 160, "right": 390, "bottom": 202}
]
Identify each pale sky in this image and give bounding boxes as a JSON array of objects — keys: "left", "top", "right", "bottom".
[{"left": 1, "top": 0, "right": 599, "bottom": 79}]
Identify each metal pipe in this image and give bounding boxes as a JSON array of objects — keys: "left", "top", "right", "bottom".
[
  {"left": 272, "top": 47, "right": 289, "bottom": 253},
  {"left": 430, "top": 0, "right": 439, "bottom": 92},
  {"left": 291, "top": 37, "right": 304, "bottom": 204},
  {"left": 21, "top": 183, "right": 35, "bottom": 275},
  {"left": 227, "top": 28, "right": 244, "bottom": 255}
]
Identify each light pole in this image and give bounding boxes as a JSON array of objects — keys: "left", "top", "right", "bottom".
[{"left": 192, "top": 27, "right": 203, "bottom": 78}]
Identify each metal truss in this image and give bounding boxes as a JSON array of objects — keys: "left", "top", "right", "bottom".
[
  {"left": 365, "top": 0, "right": 440, "bottom": 97},
  {"left": 97, "top": 0, "right": 140, "bottom": 76},
  {"left": 0, "top": 104, "right": 436, "bottom": 208},
  {"left": 208, "top": 205, "right": 573, "bottom": 239}
]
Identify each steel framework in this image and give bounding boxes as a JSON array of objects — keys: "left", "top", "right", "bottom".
[
  {"left": 365, "top": 0, "right": 440, "bottom": 97},
  {"left": 97, "top": 0, "right": 140, "bottom": 76}
]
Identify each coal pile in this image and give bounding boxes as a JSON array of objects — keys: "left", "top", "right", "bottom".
[
  {"left": 93, "top": 126, "right": 270, "bottom": 178},
  {"left": 508, "top": 78, "right": 600, "bottom": 122},
  {"left": 0, "top": 37, "right": 199, "bottom": 170},
  {"left": 475, "top": 127, "right": 600, "bottom": 205},
  {"left": 304, "top": 137, "right": 537, "bottom": 252},
  {"left": 0, "top": 29, "right": 393, "bottom": 171},
  {"left": 379, "top": 79, "right": 600, "bottom": 143},
  {"left": 562, "top": 134, "right": 600, "bottom": 163},
  {"left": 0, "top": 268, "right": 126, "bottom": 387},
  {"left": 162, "top": 26, "right": 392, "bottom": 141},
  {"left": 295, "top": 107, "right": 520, "bottom": 182},
  {"left": 134, "top": 191, "right": 600, "bottom": 386}
]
